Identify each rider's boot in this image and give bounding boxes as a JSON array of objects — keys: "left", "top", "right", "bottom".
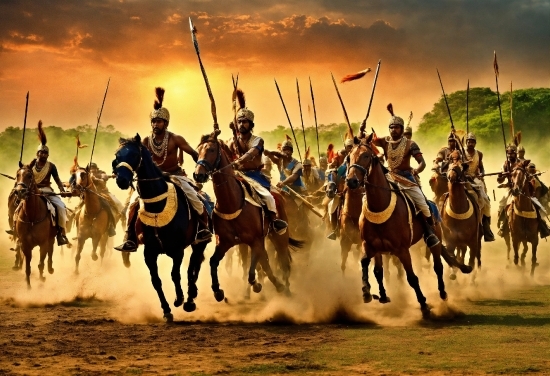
[
  {"left": 419, "top": 214, "right": 440, "bottom": 248},
  {"left": 482, "top": 215, "right": 495, "bottom": 242},
  {"left": 194, "top": 210, "right": 213, "bottom": 244},
  {"left": 538, "top": 218, "right": 550, "bottom": 239},
  {"left": 268, "top": 211, "right": 288, "bottom": 235},
  {"left": 497, "top": 209, "right": 508, "bottom": 238},
  {"left": 56, "top": 226, "right": 69, "bottom": 246},
  {"left": 115, "top": 202, "right": 139, "bottom": 252}
]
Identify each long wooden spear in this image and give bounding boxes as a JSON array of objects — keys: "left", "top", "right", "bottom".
[
  {"left": 231, "top": 73, "right": 245, "bottom": 156},
  {"left": 466, "top": 79, "right": 470, "bottom": 134},
  {"left": 296, "top": 78, "right": 307, "bottom": 157},
  {"left": 493, "top": 51, "right": 510, "bottom": 171},
  {"left": 437, "top": 69, "right": 466, "bottom": 159},
  {"left": 362, "top": 59, "right": 381, "bottom": 127},
  {"left": 330, "top": 72, "right": 354, "bottom": 138},
  {"left": 309, "top": 77, "right": 320, "bottom": 160},
  {"left": 89, "top": 78, "right": 110, "bottom": 167},
  {"left": 19, "top": 92, "right": 29, "bottom": 165},
  {"left": 274, "top": 79, "right": 302, "bottom": 161},
  {"left": 509, "top": 81, "right": 514, "bottom": 139},
  {"left": 190, "top": 17, "right": 218, "bottom": 131}
]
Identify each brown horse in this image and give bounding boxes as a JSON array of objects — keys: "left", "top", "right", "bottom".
[
  {"left": 194, "top": 133, "right": 300, "bottom": 300},
  {"left": 349, "top": 137, "right": 471, "bottom": 316},
  {"left": 430, "top": 169, "right": 449, "bottom": 207},
  {"left": 441, "top": 159, "right": 482, "bottom": 276},
  {"left": 13, "top": 163, "right": 58, "bottom": 288},
  {"left": 73, "top": 166, "right": 127, "bottom": 273},
  {"left": 507, "top": 161, "right": 539, "bottom": 276}
]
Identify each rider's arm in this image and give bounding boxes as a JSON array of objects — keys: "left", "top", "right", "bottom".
[
  {"left": 174, "top": 135, "right": 199, "bottom": 163},
  {"left": 411, "top": 143, "right": 426, "bottom": 175},
  {"left": 478, "top": 151, "right": 486, "bottom": 176},
  {"left": 264, "top": 150, "right": 283, "bottom": 165},
  {"left": 236, "top": 138, "right": 264, "bottom": 164},
  {"left": 51, "top": 164, "right": 65, "bottom": 193},
  {"left": 278, "top": 162, "right": 302, "bottom": 187},
  {"left": 497, "top": 162, "right": 508, "bottom": 183}
]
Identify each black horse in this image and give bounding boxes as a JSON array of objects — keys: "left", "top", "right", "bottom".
[{"left": 113, "top": 134, "right": 208, "bottom": 322}]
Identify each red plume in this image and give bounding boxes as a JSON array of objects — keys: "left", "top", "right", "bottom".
[
  {"left": 304, "top": 146, "right": 310, "bottom": 161},
  {"left": 70, "top": 156, "right": 79, "bottom": 173},
  {"left": 37, "top": 120, "right": 47, "bottom": 146},
  {"left": 277, "top": 143, "right": 282, "bottom": 151},
  {"left": 235, "top": 88, "right": 245, "bottom": 110},
  {"left": 341, "top": 68, "right": 372, "bottom": 83},
  {"left": 327, "top": 143, "right": 335, "bottom": 163},
  {"left": 154, "top": 87, "right": 165, "bottom": 110},
  {"left": 387, "top": 103, "right": 394, "bottom": 117}
]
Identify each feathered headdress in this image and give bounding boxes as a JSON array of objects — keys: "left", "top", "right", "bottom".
[
  {"left": 150, "top": 87, "right": 170, "bottom": 122},
  {"left": 70, "top": 156, "right": 80, "bottom": 174},
  {"left": 387, "top": 103, "right": 404, "bottom": 127},
  {"left": 36, "top": 120, "right": 49, "bottom": 152},
  {"left": 154, "top": 87, "right": 165, "bottom": 110},
  {"left": 513, "top": 131, "right": 522, "bottom": 147},
  {"left": 235, "top": 88, "right": 254, "bottom": 122},
  {"left": 76, "top": 133, "right": 88, "bottom": 149},
  {"left": 341, "top": 68, "right": 372, "bottom": 83}
]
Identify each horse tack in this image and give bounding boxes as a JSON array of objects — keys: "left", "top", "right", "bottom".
[
  {"left": 444, "top": 195, "right": 474, "bottom": 220},
  {"left": 512, "top": 200, "right": 537, "bottom": 219},
  {"left": 362, "top": 190, "right": 397, "bottom": 224},
  {"left": 138, "top": 182, "right": 178, "bottom": 227},
  {"left": 213, "top": 181, "right": 261, "bottom": 220}
]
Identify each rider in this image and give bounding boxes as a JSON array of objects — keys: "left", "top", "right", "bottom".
[
  {"left": 302, "top": 158, "right": 323, "bottom": 194},
  {"left": 497, "top": 145, "right": 550, "bottom": 238},
  {"left": 364, "top": 104, "right": 440, "bottom": 248},
  {"left": 261, "top": 154, "right": 273, "bottom": 180},
  {"left": 31, "top": 125, "right": 69, "bottom": 246},
  {"left": 90, "top": 162, "right": 123, "bottom": 236},
  {"left": 317, "top": 156, "right": 328, "bottom": 182},
  {"left": 433, "top": 131, "right": 462, "bottom": 174},
  {"left": 404, "top": 125, "right": 413, "bottom": 140},
  {"left": 265, "top": 139, "right": 306, "bottom": 194},
  {"left": 228, "top": 105, "right": 288, "bottom": 234},
  {"left": 528, "top": 163, "right": 549, "bottom": 210},
  {"left": 517, "top": 145, "right": 526, "bottom": 163},
  {"left": 115, "top": 87, "right": 212, "bottom": 252},
  {"left": 463, "top": 132, "right": 495, "bottom": 241}
]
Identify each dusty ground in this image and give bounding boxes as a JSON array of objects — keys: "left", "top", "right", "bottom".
[{"left": 0, "top": 222, "right": 549, "bottom": 375}]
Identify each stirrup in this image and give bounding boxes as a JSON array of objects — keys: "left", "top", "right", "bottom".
[
  {"left": 193, "top": 229, "right": 213, "bottom": 244},
  {"left": 114, "top": 240, "right": 138, "bottom": 252},
  {"left": 327, "top": 231, "right": 337, "bottom": 240},
  {"left": 271, "top": 219, "right": 288, "bottom": 235}
]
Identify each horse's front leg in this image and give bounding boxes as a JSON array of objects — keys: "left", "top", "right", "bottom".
[
  {"left": 47, "top": 240, "right": 54, "bottom": 275},
  {"left": 91, "top": 233, "right": 100, "bottom": 262},
  {"left": 256, "top": 240, "right": 285, "bottom": 294},
  {"left": 144, "top": 249, "right": 172, "bottom": 322},
  {"left": 430, "top": 245, "right": 447, "bottom": 301},
  {"left": 360, "top": 242, "right": 373, "bottom": 303},
  {"left": 530, "top": 240, "right": 539, "bottom": 277},
  {"left": 248, "top": 241, "right": 262, "bottom": 293},
  {"left": 99, "top": 233, "right": 108, "bottom": 264},
  {"left": 374, "top": 254, "right": 390, "bottom": 303},
  {"left": 210, "top": 242, "right": 231, "bottom": 302},
  {"left": 171, "top": 251, "right": 184, "bottom": 308},
  {"left": 238, "top": 244, "right": 251, "bottom": 299},
  {"left": 520, "top": 241, "right": 528, "bottom": 267},
  {"left": 340, "top": 236, "right": 353, "bottom": 274},
  {"left": 23, "top": 245, "right": 32, "bottom": 289},
  {"left": 397, "top": 248, "right": 430, "bottom": 318},
  {"left": 512, "top": 236, "right": 520, "bottom": 266},
  {"left": 74, "top": 235, "right": 85, "bottom": 275},
  {"left": 37, "top": 245, "right": 47, "bottom": 282},
  {"left": 184, "top": 242, "right": 207, "bottom": 312}
]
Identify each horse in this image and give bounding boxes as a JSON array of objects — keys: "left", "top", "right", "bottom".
[
  {"left": 348, "top": 136, "right": 471, "bottom": 317},
  {"left": 507, "top": 160, "right": 539, "bottom": 276},
  {"left": 441, "top": 159, "right": 482, "bottom": 278},
  {"left": 13, "top": 163, "right": 58, "bottom": 288},
  {"left": 72, "top": 165, "right": 130, "bottom": 270},
  {"left": 113, "top": 134, "right": 208, "bottom": 322},
  {"left": 194, "top": 132, "right": 300, "bottom": 301},
  {"left": 429, "top": 169, "right": 449, "bottom": 208}
]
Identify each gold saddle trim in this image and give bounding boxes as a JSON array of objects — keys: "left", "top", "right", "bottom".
[
  {"left": 512, "top": 201, "right": 537, "bottom": 219},
  {"left": 445, "top": 195, "right": 474, "bottom": 220},
  {"left": 138, "top": 182, "right": 178, "bottom": 227},
  {"left": 213, "top": 181, "right": 261, "bottom": 220},
  {"left": 362, "top": 191, "right": 397, "bottom": 224}
]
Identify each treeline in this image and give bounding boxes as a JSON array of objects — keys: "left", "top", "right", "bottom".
[{"left": 0, "top": 124, "right": 126, "bottom": 178}]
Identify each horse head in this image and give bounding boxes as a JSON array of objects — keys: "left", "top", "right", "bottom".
[
  {"left": 15, "top": 162, "right": 35, "bottom": 200},
  {"left": 74, "top": 165, "right": 92, "bottom": 193},
  {"left": 325, "top": 169, "right": 338, "bottom": 198},
  {"left": 447, "top": 151, "right": 469, "bottom": 185},
  {"left": 194, "top": 130, "right": 224, "bottom": 184},
  {"left": 511, "top": 160, "right": 532, "bottom": 197},
  {"left": 347, "top": 135, "right": 376, "bottom": 188},
  {"left": 113, "top": 134, "right": 142, "bottom": 190}
]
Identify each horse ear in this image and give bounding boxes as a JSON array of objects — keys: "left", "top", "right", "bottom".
[
  {"left": 135, "top": 133, "right": 141, "bottom": 143},
  {"left": 18, "top": 161, "right": 23, "bottom": 168},
  {"left": 366, "top": 133, "right": 374, "bottom": 144},
  {"left": 353, "top": 136, "right": 360, "bottom": 145},
  {"left": 210, "top": 129, "right": 220, "bottom": 139}
]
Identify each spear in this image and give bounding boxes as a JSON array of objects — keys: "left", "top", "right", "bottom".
[
  {"left": 231, "top": 73, "right": 244, "bottom": 155},
  {"left": 274, "top": 79, "right": 302, "bottom": 161},
  {"left": 89, "top": 78, "right": 110, "bottom": 167},
  {"left": 437, "top": 69, "right": 466, "bottom": 159},
  {"left": 309, "top": 77, "right": 320, "bottom": 160},
  {"left": 466, "top": 79, "right": 470, "bottom": 134},
  {"left": 330, "top": 72, "right": 354, "bottom": 138},
  {"left": 190, "top": 17, "right": 218, "bottom": 131},
  {"left": 509, "top": 81, "right": 514, "bottom": 139},
  {"left": 493, "top": 51, "right": 510, "bottom": 173},
  {"left": 296, "top": 78, "right": 307, "bottom": 157},
  {"left": 19, "top": 92, "right": 29, "bottom": 165},
  {"left": 362, "top": 59, "right": 381, "bottom": 128}
]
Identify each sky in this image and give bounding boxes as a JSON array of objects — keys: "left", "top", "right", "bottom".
[{"left": 0, "top": 0, "right": 549, "bottom": 145}]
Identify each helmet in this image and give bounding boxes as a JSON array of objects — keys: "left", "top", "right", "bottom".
[
  {"left": 150, "top": 87, "right": 170, "bottom": 123},
  {"left": 506, "top": 144, "right": 517, "bottom": 153},
  {"left": 281, "top": 140, "right": 293, "bottom": 150},
  {"left": 302, "top": 159, "right": 312, "bottom": 166},
  {"left": 344, "top": 138, "right": 353, "bottom": 147},
  {"left": 404, "top": 126, "right": 412, "bottom": 134},
  {"left": 319, "top": 156, "right": 327, "bottom": 163},
  {"left": 389, "top": 116, "right": 404, "bottom": 127},
  {"left": 236, "top": 108, "right": 254, "bottom": 122},
  {"left": 447, "top": 132, "right": 457, "bottom": 141},
  {"left": 89, "top": 162, "right": 98, "bottom": 169},
  {"left": 37, "top": 144, "right": 49, "bottom": 153},
  {"left": 466, "top": 132, "right": 476, "bottom": 141},
  {"left": 518, "top": 145, "right": 525, "bottom": 152},
  {"left": 528, "top": 162, "right": 536, "bottom": 169}
]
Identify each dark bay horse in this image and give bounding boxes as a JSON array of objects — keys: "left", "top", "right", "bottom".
[
  {"left": 13, "top": 163, "right": 58, "bottom": 288},
  {"left": 194, "top": 133, "right": 299, "bottom": 301},
  {"left": 441, "top": 159, "right": 482, "bottom": 274},
  {"left": 430, "top": 170, "right": 448, "bottom": 207},
  {"left": 349, "top": 137, "right": 471, "bottom": 317},
  {"left": 113, "top": 135, "right": 208, "bottom": 322},
  {"left": 507, "top": 161, "right": 539, "bottom": 276}
]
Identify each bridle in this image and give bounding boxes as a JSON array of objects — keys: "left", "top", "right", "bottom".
[
  {"left": 194, "top": 139, "right": 235, "bottom": 182},
  {"left": 348, "top": 142, "right": 400, "bottom": 193},
  {"left": 114, "top": 141, "right": 163, "bottom": 182},
  {"left": 511, "top": 165, "right": 531, "bottom": 198},
  {"left": 15, "top": 167, "right": 36, "bottom": 200}
]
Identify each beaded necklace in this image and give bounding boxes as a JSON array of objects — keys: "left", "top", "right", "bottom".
[
  {"left": 386, "top": 137, "right": 408, "bottom": 171},
  {"left": 148, "top": 131, "right": 170, "bottom": 167},
  {"left": 33, "top": 161, "right": 50, "bottom": 184}
]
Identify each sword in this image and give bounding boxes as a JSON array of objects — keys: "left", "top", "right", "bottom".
[{"left": 190, "top": 17, "right": 218, "bottom": 131}]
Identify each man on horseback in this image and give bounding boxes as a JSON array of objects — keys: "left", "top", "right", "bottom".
[
  {"left": 404, "top": 125, "right": 413, "bottom": 140},
  {"left": 32, "top": 138, "right": 70, "bottom": 246},
  {"left": 115, "top": 88, "right": 212, "bottom": 252},
  {"left": 433, "top": 132, "right": 462, "bottom": 174},
  {"left": 497, "top": 144, "right": 550, "bottom": 238},
  {"left": 463, "top": 132, "right": 495, "bottom": 241},
  {"left": 228, "top": 106, "right": 288, "bottom": 234},
  {"left": 88, "top": 162, "right": 123, "bottom": 236},
  {"left": 369, "top": 105, "right": 440, "bottom": 248},
  {"left": 518, "top": 145, "right": 526, "bottom": 163},
  {"left": 265, "top": 139, "right": 306, "bottom": 194},
  {"left": 302, "top": 158, "right": 322, "bottom": 194}
]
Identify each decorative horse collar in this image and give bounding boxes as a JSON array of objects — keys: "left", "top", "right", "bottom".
[{"left": 138, "top": 182, "right": 178, "bottom": 227}]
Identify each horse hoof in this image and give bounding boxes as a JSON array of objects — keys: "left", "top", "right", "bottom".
[
  {"left": 48, "top": 268, "right": 54, "bottom": 275},
  {"left": 252, "top": 283, "right": 262, "bottom": 294},
  {"left": 373, "top": 294, "right": 380, "bottom": 300},
  {"left": 183, "top": 302, "right": 196, "bottom": 312},
  {"left": 421, "top": 304, "right": 431, "bottom": 319},
  {"left": 39, "top": 276, "right": 46, "bottom": 282},
  {"left": 163, "top": 313, "right": 174, "bottom": 323},
  {"left": 459, "top": 265, "right": 473, "bottom": 274},
  {"left": 440, "top": 291, "right": 448, "bottom": 301},
  {"left": 214, "top": 290, "right": 225, "bottom": 302},
  {"left": 449, "top": 273, "right": 457, "bottom": 281},
  {"left": 123, "top": 261, "right": 131, "bottom": 268},
  {"left": 275, "top": 283, "right": 285, "bottom": 294},
  {"left": 379, "top": 296, "right": 391, "bottom": 304},
  {"left": 91, "top": 253, "right": 98, "bottom": 261},
  {"left": 174, "top": 296, "right": 184, "bottom": 307},
  {"left": 284, "top": 288, "right": 292, "bottom": 297},
  {"left": 363, "top": 294, "right": 373, "bottom": 303},
  {"left": 12, "top": 266, "right": 21, "bottom": 271}
]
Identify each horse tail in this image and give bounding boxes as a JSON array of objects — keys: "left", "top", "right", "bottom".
[
  {"left": 440, "top": 244, "right": 473, "bottom": 274},
  {"left": 289, "top": 237, "right": 304, "bottom": 251}
]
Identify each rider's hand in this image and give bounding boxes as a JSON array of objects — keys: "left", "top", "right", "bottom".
[{"left": 276, "top": 181, "right": 284, "bottom": 188}]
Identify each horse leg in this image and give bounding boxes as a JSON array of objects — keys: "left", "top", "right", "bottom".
[
  {"left": 99, "top": 234, "right": 108, "bottom": 265},
  {"left": 238, "top": 244, "right": 251, "bottom": 299},
  {"left": 47, "top": 241, "right": 54, "bottom": 274},
  {"left": 447, "top": 244, "right": 457, "bottom": 280},
  {"left": 269, "top": 234, "right": 292, "bottom": 295},
  {"left": 373, "top": 254, "right": 390, "bottom": 303},
  {"left": 340, "top": 236, "right": 352, "bottom": 274},
  {"left": 91, "top": 235, "right": 100, "bottom": 262},
  {"left": 397, "top": 250, "right": 430, "bottom": 317},
  {"left": 256, "top": 243, "right": 285, "bottom": 293},
  {"left": 24, "top": 247, "right": 32, "bottom": 289},
  {"left": 224, "top": 247, "right": 234, "bottom": 276},
  {"left": 144, "top": 250, "right": 172, "bottom": 322},
  {"left": 210, "top": 243, "right": 231, "bottom": 302},
  {"left": 430, "top": 246, "right": 447, "bottom": 301},
  {"left": 520, "top": 241, "right": 528, "bottom": 267},
  {"left": 505, "top": 232, "right": 511, "bottom": 261},
  {"left": 121, "top": 251, "right": 131, "bottom": 268},
  {"left": 37, "top": 245, "right": 47, "bottom": 282},
  {"left": 13, "top": 243, "right": 22, "bottom": 271},
  {"left": 360, "top": 243, "right": 373, "bottom": 303},
  {"left": 392, "top": 255, "right": 404, "bottom": 281},
  {"left": 74, "top": 237, "right": 85, "bottom": 275},
  {"left": 512, "top": 237, "right": 520, "bottom": 266},
  {"left": 247, "top": 241, "right": 262, "bottom": 293},
  {"left": 530, "top": 240, "right": 539, "bottom": 277},
  {"left": 171, "top": 251, "right": 184, "bottom": 308},
  {"left": 184, "top": 242, "right": 207, "bottom": 312}
]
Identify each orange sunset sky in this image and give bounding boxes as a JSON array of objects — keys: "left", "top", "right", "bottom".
[{"left": 1, "top": 0, "right": 549, "bottom": 144}]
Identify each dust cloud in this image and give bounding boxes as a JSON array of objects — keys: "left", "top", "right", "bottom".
[{"left": 0, "top": 140, "right": 549, "bottom": 327}]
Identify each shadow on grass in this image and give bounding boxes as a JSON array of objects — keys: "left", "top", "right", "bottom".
[
  {"left": 469, "top": 299, "right": 547, "bottom": 307},
  {"left": 422, "top": 313, "right": 550, "bottom": 328}
]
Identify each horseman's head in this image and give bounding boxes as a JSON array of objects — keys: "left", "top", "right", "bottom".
[
  {"left": 319, "top": 156, "right": 328, "bottom": 171},
  {"left": 447, "top": 132, "right": 458, "bottom": 151},
  {"left": 281, "top": 139, "right": 293, "bottom": 158},
  {"left": 325, "top": 169, "right": 337, "bottom": 198},
  {"left": 36, "top": 120, "right": 49, "bottom": 163},
  {"left": 15, "top": 162, "right": 34, "bottom": 200},
  {"left": 387, "top": 103, "right": 404, "bottom": 141},
  {"left": 506, "top": 144, "right": 518, "bottom": 162},
  {"left": 302, "top": 158, "right": 312, "bottom": 177},
  {"left": 236, "top": 108, "right": 254, "bottom": 135},
  {"left": 113, "top": 134, "right": 142, "bottom": 190},
  {"left": 511, "top": 160, "right": 531, "bottom": 197},
  {"left": 150, "top": 87, "right": 170, "bottom": 135},
  {"left": 347, "top": 136, "right": 375, "bottom": 189},
  {"left": 194, "top": 130, "right": 221, "bottom": 183},
  {"left": 466, "top": 132, "right": 476, "bottom": 151},
  {"left": 447, "top": 151, "right": 469, "bottom": 184}
]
